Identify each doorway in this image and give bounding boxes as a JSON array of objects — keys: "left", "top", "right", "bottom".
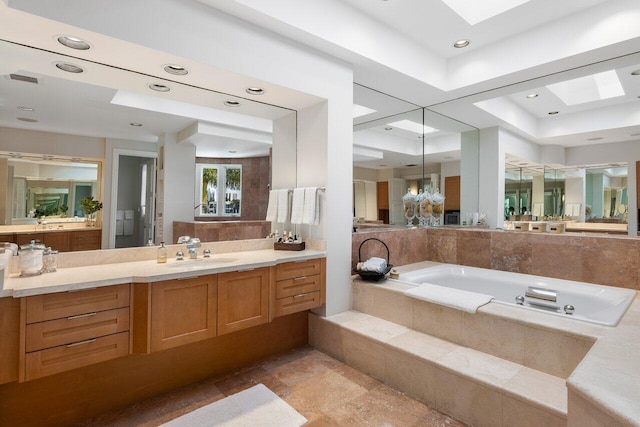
[{"left": 110, "top": 151, "right": 157, "bottom": 248}]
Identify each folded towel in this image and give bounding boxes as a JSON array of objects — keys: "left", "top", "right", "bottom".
[
  {"left": 276, "top": 189, "right": 291, "bottom": 223},
  {"left": 116, "top": 219, "right": 124, "bottom": 236},
  {"left": 116, "top": 210, "right": 124, "bottom": 220},
  {"left": 266, "top": 190, "right": 278, "bottom": 222},
  {"left": 404, "top": 283, "right": 494, "bottom": 314},
  {"left": 302, "top": 187, "right": 320, "bottom": 225},
  {"left": 124, "top": 209, "right": 134, "bottom": 220},
  {"left": 290, "top": 188, "right": 305, "bottom": 224}
]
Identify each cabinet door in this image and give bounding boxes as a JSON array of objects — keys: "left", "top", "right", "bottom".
[
  {"left": 218, "top": 268, "right": 269, "bottom": 335},
  {"left": 43, "top": 232, "right": 70, "bottom": 252},
  {"left": 70, "top": 230, "right": 101, "bottom": 251},
  {"left": 150, "top": 276, "right": 217, "bottom": 352}
]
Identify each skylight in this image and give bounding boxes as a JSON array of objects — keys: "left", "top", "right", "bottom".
[
  {"left": 353, "top": 104, "right": 377, "bottom": 118},
  {"left": 441, "top": 0, "right": 531, "bottom": 25},
  {"left": 546, "top": 70, "right": 625, "bottom": 106},
  {"left": 387, "top": 120, "right": 437, "bottom": 134}
]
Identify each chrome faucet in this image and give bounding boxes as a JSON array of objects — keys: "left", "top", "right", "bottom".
[{"left": 177, "top": 236, "right": 201, "bottom": 259}]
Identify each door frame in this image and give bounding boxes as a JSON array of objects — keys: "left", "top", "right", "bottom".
[{"left": 109, "top": 149, "right": 158, "bottom": 249}]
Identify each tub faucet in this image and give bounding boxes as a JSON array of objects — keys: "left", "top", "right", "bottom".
[{"left": 177, "top": 236, "right": 202, "bottom": 259}]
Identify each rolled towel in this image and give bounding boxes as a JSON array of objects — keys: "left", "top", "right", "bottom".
[
  {"left": 290, "top": 188, "right": 305, "bottom": 224},
  {"left": 360, "top": 257, "right": 387, "bottom": 272},
  {"left": 405, "top": 283, "right": 494, "bottom": 314},
  {"left": 265, "top": 190, "right": 278, "bottom": 222}
]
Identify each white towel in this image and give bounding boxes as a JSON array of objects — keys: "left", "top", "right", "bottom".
[
  {"left": 124, "top": 209, "right": 134, "bottom": 220},
  {"left": 276, "top": 189, "right": 291, "bottom": 223},
  {"left": 290, "top": 188, "right": 305, "bottom": 224},
  {"left": 115, "top": 219, "right": 124, "bottom": 236},
  {"left": 123, "top": 219, "right": 134, "bottom": 236},
  {"left": 266, "top": 190, "right": 278, "bottom": 222},
  {"left": 404, "top": 283, "right": 494, "bottom": 314},
  {"left": 302, "top": 187, "right": 320, "bottom": 225},
  {"left": 358, "top": 257, "right": 387, "bottom": 272},
  {"left": 116, "top": 210, "right": 124, "bottom": 220}
]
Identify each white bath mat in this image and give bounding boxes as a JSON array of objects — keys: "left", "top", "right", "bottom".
[{"left": 160, "top": 383, "right": 307, "bottom": 427}]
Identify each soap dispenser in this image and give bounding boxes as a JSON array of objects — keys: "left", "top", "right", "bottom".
[{"left": 157, "top": 241, "right": 167, "bottom": 263}]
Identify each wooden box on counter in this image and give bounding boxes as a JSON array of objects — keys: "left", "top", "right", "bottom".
[{"left": 274, "top": 241, "right": 305, "bottom": 251}]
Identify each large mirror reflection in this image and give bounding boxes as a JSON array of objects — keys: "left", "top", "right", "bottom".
[
  {"left": 0, "top": 39, "right": 293, "bottom": 249},
  {"left": 352, "top": 84, "right": 478, "bottom": 229}
]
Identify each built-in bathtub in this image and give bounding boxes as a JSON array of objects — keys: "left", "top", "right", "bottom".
[{"left": 398, "top": 264, "right": 636, "bottom": 326}]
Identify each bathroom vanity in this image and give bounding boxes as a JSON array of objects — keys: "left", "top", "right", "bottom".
[{"left": 0, "top": 243, "right": 325, "bottom": 425}]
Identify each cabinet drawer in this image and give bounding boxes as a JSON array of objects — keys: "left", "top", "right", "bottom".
[
  {"left": 275, "top": 259, "right": 321, "bottom": 281},
  {"left": 274, "top": 291, "right": 321, "bottom": 318},
  {"left": 25, "top": 332, "right": 129, "bottom": 381},
  {"left": 26, "top": 307, "right": 130, "bottom": 353},
  {"left": 26, "top": 284, "right": 130, "bottom": 324},
  {"left": 276, "top": 275, "right": 320, "bottom": 299}
]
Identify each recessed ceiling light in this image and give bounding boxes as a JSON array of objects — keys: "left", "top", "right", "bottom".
[
  {"left": 245, "top": 87, "right": 265, "bottom": 95},
  {"left": 17, "top": 106, "right": 34, "bottom": 111},
  {"left": 148, "top": 83, "right": 170, "bottom": 92},
  {"left": 526, "top": 93, "right": 538, "bottom": 98},
  {"left": 631, "top": 70, "right": 640, "bottom": 76},
  {"left": 384, "top": 127, "right": 393, "bottom": 131},
  {"left": 548, "top": 111, "right": 559, "bottom": 115},
  {"left": 129, "top": 122, "right": 143, "bottom": 127},
  {"left": 224, "top": 100, "right": 241, "bottom": 107},
  {"left": 55, "top": 62, "right": 84, "bottom": 73},
  {"left": 71, "top": 157, "right": 82, "bottom": 162},
  {"left": 163, "top": 64, "right": 188, "bottom": 76},
  {"left": 17, "top": 117, "right": 38, "bottom": 123},
  {"left": 57, "top": 35, "right": 91, "bottom": 50},
  {"left": 228, "top": 150, "right": 237, "bottom": 154},
  {"left": 587, "top": 137, "right": 604, "bottom": 141},
  {"left": 418, "top": 135, "right": 424, "bottom": 139},
  {"left": 453, "top": 39, "right": 470, "bottom": 48}
]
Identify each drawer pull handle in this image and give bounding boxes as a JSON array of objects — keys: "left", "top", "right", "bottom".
[
  {"left": 293, "top": 294, "right": 307, "bottom": 299},
  {"left": 66, "top": 338, "right": 97, "bottom": 348},
  {"left": 294, "top": 276, "right": 307, "bottom": 281},
  {"left": 67, "top": 312, "right": 97, "bottom": 320}
]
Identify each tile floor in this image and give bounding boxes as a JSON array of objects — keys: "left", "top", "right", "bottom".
[{"left": 77, "top": 346, "right": 466, "bottom": 427}]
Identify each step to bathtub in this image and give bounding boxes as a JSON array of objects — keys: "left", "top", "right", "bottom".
[{"left": 310, "top": 310, "right": 567, "bottom": 427}]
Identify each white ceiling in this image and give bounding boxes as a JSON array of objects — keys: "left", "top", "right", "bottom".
[{"left": 1, "top": 0, "right": 639, "bottom": 170}]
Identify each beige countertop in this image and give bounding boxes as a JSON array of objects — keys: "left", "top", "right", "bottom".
[{"left": 1, "top": 247, "right": 325, "bottom": 298}]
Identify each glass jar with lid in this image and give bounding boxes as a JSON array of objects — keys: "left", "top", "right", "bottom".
[
  {"left": 42, "top": 247, "right": 58, "bottom": 273},
  {"left": 19, "top": 240, "right": 45, "bottom": 276}
]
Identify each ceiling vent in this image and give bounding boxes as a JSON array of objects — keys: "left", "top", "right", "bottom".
[{"left": 9, "top": 74, "right": 38, "bottom": 84}]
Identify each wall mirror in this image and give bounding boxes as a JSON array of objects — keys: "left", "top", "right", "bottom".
[
  {"left": 6, "top": 156, "right": 100, "bottom": 224},
  {"left": 0, "top": 39, "right": 294, "bottom": 247},
  {"left": 352, "top": 83, "right": 478, "bottom": 227}
]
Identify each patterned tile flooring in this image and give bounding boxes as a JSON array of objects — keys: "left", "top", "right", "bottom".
[{"left": 78, "top": 346, "right": 466, "bottom": 426}]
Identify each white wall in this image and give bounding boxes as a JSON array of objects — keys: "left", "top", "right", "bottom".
[
  {"left": 0, "top": 127, "right": 104, "bottom": 159},
  {"left": 478, "top": 127, "right": 504, "bottom": 228},
  {"left": 460, "top": 130, "right": 480, "bottom": 218}
]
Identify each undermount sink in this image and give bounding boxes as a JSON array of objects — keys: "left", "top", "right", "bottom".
[{"left": 165, "top": 257, "right": 239, "bottom": 268}]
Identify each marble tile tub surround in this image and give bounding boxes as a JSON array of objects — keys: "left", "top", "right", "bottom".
[
  {"left": 353, "top": 227, "right": 640, "bottom": 291},
  {"left": 343, "top": 264, "right": 640, "bottom": 426},
  {"left": 310, "top": 311, "right": 568, "bottom": 427},
  {"left": 173, "top": 220, "right": 271, "bottom": 243}
]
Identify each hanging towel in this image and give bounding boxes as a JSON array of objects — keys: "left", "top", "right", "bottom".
[
  {"left": 302, "top": 187, "right": 320, "bottom": 225},
  {"left": 276, "top": 189, "right": 291, "bottom": 223},
  {"left": 290, "top": 188, "right": 305, "bottom": 224},
  {"left": 404, "top": 283, "right": 494, "bottom": 314},
  {"left": 116, "top": 219, "right": 124, "bottom": 236},
  {"left": 266, "top": 190, "right": 278, "bottom": 222},
  {"left": 124, "top": 209, "right": 135, "bottom": 220}
]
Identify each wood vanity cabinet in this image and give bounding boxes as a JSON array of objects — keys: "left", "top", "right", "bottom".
[
  {"left": 0, "top": 297, "right": 20, "bottom": 385},
  {"left": 10, "top": 229, "right": 101, "bottom": 252},
  {"left": 132, "top": 275, "right": 218, "bottom": 353},
  {"left": 217, "top": 267, "right": 270, "bottom": 335},
  {"left": 271, "top": 258, "right": 326, "bottom": 320},
  {"left": 20, "top": 284, "right": 130, "bottom": 381}
]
